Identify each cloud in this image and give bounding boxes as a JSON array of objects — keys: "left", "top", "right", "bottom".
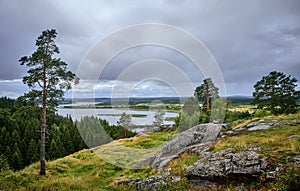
[
  {"left": 0, "top": 79, "right": 28, "bottom": 98},
  {"left": 0, "top": 0, "right": 300, "bottom": 97},
  {"left": 70, "top": 79, "right": 192, "bottom": 98}
]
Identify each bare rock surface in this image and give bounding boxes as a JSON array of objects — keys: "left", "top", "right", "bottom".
[
  {"left": 135, "top": 123, "right": 223, "bottom": 171},
  {"left": 248, "top": 124, "right": 271, "bottom": 131}
]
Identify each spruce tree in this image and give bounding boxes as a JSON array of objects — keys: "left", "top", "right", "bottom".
[
  {"left": 11, "top": 148, "right": 23, "bottom": 170},
  {"left": 26, "top": 139, "right": 38, "bottom": 165}
]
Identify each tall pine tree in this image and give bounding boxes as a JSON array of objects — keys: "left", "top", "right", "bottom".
[{"left": 19, "top": 29, "right": 78, "bottom": 175}]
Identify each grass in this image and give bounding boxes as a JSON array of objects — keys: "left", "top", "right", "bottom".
[
  {"left": 228, "top": 104, "right": 256, "bottom": 113},
  {"left": 91, "top": 131, "right": 177, "bottom": 169},
  {"left": 1, "top": 150, "right": 110, "bottom": 190},
  {"left": 212, "top": 113, "right": 300, "bottom": 165},
  {"left": 166, "top": 152, "right": 199, "bottom": 177},
  {"left": 121, "top": 131, "right": 177, "bottom": 149},
  {"left": 0, "top": 149, "right": 158, "bottom": 191},
  {"left": 0, "top": 130, "right": 181, "bottom": 190},
  {"left": 0, "top": 131, "right": 177, "bottom": 191}
]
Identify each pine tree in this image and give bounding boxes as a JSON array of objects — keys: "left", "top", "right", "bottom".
[
  {"left": 19, "top": 29, "right": 78, "bottom": 175},
  {"left": 194, "top": 78, "right": 219, "bottom": 113},
  {"left": 118, "top": 112, "right": 132, "bottom": 137},
  {"left": 177, "top": 112, "right": 199, "bottom": 132},
  {"left": 210, "top": 98, "right": 226, "bottom": 122},
  {"left": 253, "top": 71, "right": 299, "bottom": 114}
]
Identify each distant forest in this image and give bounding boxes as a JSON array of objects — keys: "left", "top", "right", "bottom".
[{"left": 67, "top": 96, "right": 254, "bottom": 105}]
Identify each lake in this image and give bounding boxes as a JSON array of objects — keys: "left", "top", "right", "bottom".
[{"left": 57, "top": 107, "right": 178, "bottom": 126}]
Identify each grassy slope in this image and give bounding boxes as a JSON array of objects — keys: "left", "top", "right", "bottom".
[
  {"left": 0, "top": 113, "right": 300, "bottom": 190},
  {"left": 0, "top": 132, "right": 176, "bottom": 191}
]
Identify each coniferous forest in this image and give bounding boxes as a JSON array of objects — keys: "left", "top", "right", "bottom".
[{"left": 0, "top": 97, "right": 135, "bottom": 171}]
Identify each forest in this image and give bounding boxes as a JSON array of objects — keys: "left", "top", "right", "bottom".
[{"left": 0, "top": 97, "right": 135, "bottom": 171}]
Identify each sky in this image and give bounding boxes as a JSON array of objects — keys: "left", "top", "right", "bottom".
[{"left": 0, "top": 0, "right": 299, "bottom": 98}]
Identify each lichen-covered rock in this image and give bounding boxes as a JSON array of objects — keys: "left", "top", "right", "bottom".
[
  {"left": 135, "top": 175, "right": 181, "bottom": 191},
  {"left": 187, "top": 148, "right": 268, "bottom": 181},
  {"left": 135, "top": 123, "right": 223, "bottom": 171},
  {"left": 117, "top": 175, "right": 181, "bottom": 191},
  {"left": 189, "top": 179, "right": 249, "bottom": 191}
]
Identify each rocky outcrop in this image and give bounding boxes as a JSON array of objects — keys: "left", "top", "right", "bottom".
[
  {"left": 225, "top": 118, "right": 295, "bottom": 136},
  {"left": 135, "top": 123, "right": 223, "bottom": 171},
  {"left": 135, "top": 175, "right": 180, "bottom": 191},
  {"left": 187, "top": 148, "right": 268, "bottom": 180},
  {"left": 186, "top": 147, "right": 271, "bottom": 190},
  {"left": 117, "top": 172, "right": 181, "bottom": 191},
  {"left": 118, "top": 118, "right": 300, "bottom": 190}
]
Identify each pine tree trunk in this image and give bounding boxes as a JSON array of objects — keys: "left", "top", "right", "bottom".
[
  {"left": 40, "top": 68, "right": 47, "bottom": 175},
  {"left": 40, "top": 105, "right": 46, "bottom": 175},
  {"left": 205, "top": 86, "right": 210, "bottom": 113}
]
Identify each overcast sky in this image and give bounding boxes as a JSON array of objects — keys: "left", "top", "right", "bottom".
[{"left": 0, "top": 0, "right": 299, "bottom": 98}]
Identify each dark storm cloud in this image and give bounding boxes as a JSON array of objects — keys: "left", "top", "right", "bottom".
[
  {"left": 0, "top": 0, "right": 299, "bottom": 97},
  {"left": 0, "top": 0, "right": 101, "bottom": 79}
]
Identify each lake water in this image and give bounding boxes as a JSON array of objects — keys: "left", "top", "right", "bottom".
[{"left": 57, "top": 107, "right": 178, "bottom": 126}]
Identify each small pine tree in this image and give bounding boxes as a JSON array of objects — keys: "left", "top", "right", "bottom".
[
  {"left": 177, "top": 112, "right": 199, "bottom": 132},
  {"left": 210, "top": 98, "right": 226, "bottom": 123},
  {"left": 153, "top": 109, "right": 165, "bottom": 127},
  {"left": 182, "top": 97, "right": 200, "bottom": 116},
  {"left": 194, "top": 78, "right": 219, "bottom": 113},
  {"left": 118, "top": 112, "right": 132, "bottom": 137}
]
